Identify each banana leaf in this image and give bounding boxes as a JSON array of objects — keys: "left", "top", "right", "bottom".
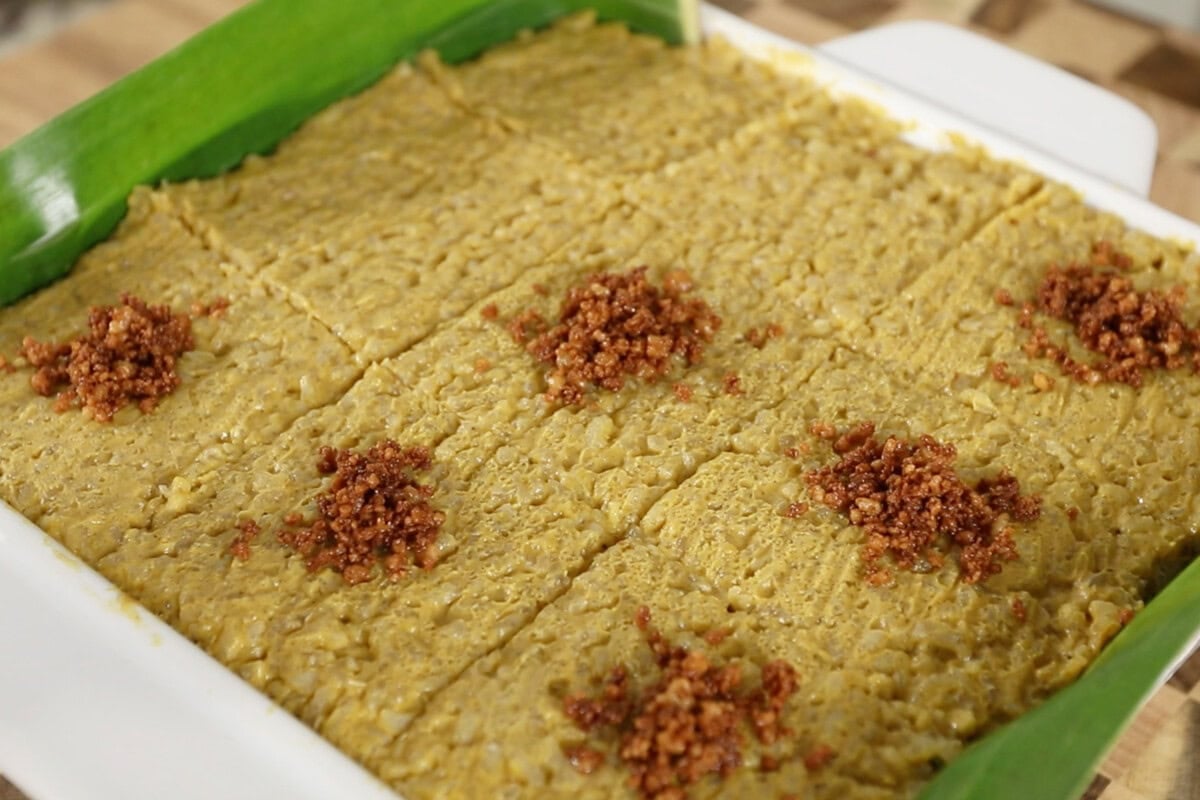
[
  {"left": 0, "top": 0, "right": 699, "bottom": 306},
  {"left": 920, "top": 555, "right": 1200, "bottom": 800},
  {"left": 1, "top": 2, "right": 1198, "bottom": 799}
]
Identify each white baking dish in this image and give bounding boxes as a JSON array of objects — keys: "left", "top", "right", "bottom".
[{"left": 2, "top": 5, "right": 1198, "bottom": 799}]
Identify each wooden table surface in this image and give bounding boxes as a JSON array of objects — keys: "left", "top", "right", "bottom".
[{"left": 0, "top": 2, "right": 1198, "bottom": 799}]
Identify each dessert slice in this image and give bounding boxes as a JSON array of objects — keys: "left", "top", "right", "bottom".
[
  {"left": 0, "top": 188, "right": 358, "bottom": 562},
  {"left": 97, "top": 358, "right": 617, "bottom": 772},
  {"left": 442, "top": 13, "right": 817, "bottom": 175},
  {"left": 387, "top": 538, "right": 875, "bottom": 800}
]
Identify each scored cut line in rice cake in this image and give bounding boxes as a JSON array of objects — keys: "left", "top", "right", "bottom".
[
  {"left": 97, "top": 361, "right": 619, "bottom": 772},
  {"left": 161, "top": 55, "right": 513, "bottom": 268},
  {"left": 507, "top": 144, "right": 1037, "bottom": 531},
  {"left": 0, "top": 189, "right": 359, "bottom": 563},
  {"left": 151, "top": 203, "right": 666, "bottom": 523},
  {"left": 389, "top": 537, "right": 898, "bottom": 800},
  {"left": 440, "top": 13, "right": 821, "bottom": 175},
  {"left": 860, "top": 183, "right": 1200, "bottom": 565},
  {"left": 369, "top": 217, "right": 831, "bottom": 531},
  {"left": 509, "top": 248, "right": 841, "bottom": 527},
  {"left": 623, "top": 106, "right": 1044, "bottom": 345},
  {"left": 629, "top": 362, "right": 1154, "bottom": 789},
  {"left": 863, "top": 182, "right": 1199, "bottom": 384},
  {"left": 252, "top": 141, "right": 626, "bottom": 365},
  {"left": 761, "top": 347, "right": 1158, "bottom": 612}
]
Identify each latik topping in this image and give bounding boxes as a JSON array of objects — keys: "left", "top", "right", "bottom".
[
  {"left": 1005, "top": 242, "right": 1200, "bottom": 388},
  {"left": 275, "top": 441, "right": 444, "bottom": 585},
  {"left": 805, "top": 422, "right": 1041, "bottom": 585},
  {"left": 564, "top": 608, "right": 799, "bottom": 799},
  {"left": 19, "top": 293, "right": 196, "bottom": 421},
  {"left": 512, "top": 267, "right": 721, "bottom": 405}
]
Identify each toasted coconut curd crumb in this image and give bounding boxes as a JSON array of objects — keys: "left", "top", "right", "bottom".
[
  {"left": 230, "top": 520, "right": 261, "bottom": 561},
  {"left": 564, "top": 608, "right": 799, "bottom": 799},
  {"left": 1002, "top": 243, "right": 1200, "bottom": 388},
  {"left": 523, "top": 267, "right": 721, "bottom": 405},
  {"left": 1011, "top": 597, "right": 1028, "bottom": 622},
  {"left": 989, "top": 361, "right": 1021, "bottom": 387},
  {"left": 805, "top": 422, "right": 1042, "bottom": 584},
  {"left": 190, "top": 296, "right": 230, "bottom": 318},
  {"left": 276, "top": 440, "right": 444, "bottom": 585},
  {"left": 565, "top": 744, "right": 606, "bottom": 775},
  {"left": 722, "top": 373, "right": 743, "bottom": 396},
  {"left": 673, "top": 382, "right": 694, "bottom": 403},
  {"left": 19, "top": 293, "right": 195, "bottom": 422},
  {"left": 804, "top": 744, "right": 836, "bottom": 771},
  {"left": 783, "top": 502, "right": 809, "bottom": 519},
  {"left": 746, "top": 324, "right": 784, "bottom": 349},
  {"left": 480, "top": 303, "right": 500, "bottom": 321},
  {"left": 704, "top": 627, "right": 732, "bottom": 646},
  {"left": 507, "top": 309, "right": 547, "bottom": 343}
]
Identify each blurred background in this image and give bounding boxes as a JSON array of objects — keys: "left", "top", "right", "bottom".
[
  {"left": 0, "top": 1, "right": 1198, "bottom": 799},
  {"left": 1, "top": 0, "right": 1197, "bottom": 219}
]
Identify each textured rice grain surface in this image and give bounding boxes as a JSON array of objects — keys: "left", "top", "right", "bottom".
[
  {"left": 0, "top": 12, "right": 1197, "bottom": 800},
  {"left": 0, "top": 188, "right": 358, "bottom": 562}
]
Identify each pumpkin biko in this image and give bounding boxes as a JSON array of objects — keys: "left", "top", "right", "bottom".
[{"left": 1, "top": 13, "right": 1198, "bottom": 800}]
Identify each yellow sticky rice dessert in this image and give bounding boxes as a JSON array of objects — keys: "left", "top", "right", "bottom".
[{"left": 1, "top": 13, "right": 1197, "bottom": 800}]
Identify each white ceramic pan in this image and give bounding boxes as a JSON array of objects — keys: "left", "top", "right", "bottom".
[{"left": 1, "top": 5, "right": 1197, "bottom": 799}]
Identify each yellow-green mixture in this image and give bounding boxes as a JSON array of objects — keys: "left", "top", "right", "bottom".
[{"left": 1, "top": 14, "right": 1198, "bottom": 799}]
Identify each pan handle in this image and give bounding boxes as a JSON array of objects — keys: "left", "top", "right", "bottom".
[{"left": 816, "top": 20, "right": 1158, "bottom": 197}]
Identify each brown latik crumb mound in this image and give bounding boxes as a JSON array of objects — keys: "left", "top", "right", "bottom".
[
  {"left": 518, "top": 267, "right": 721, "bottom": 405},
  {"left": 480, "top": 303, "right": 500, "bottom": 321},
  {"left": 532, "top": 283, "right": 550, "bottom": 296},
  {"left": 564, "top": 607, "right": 800, "bottom": 799},
  {"left": 19, "top": 293, "right": 195, "bottom": 422},
  {"left": 1001, "top": 243, "right": 1200, "bottom": 388},
  {"left": 0, "top": 355, "right": 13, "bottom": 375},
  {"left": 1119, "top": 608, "right": 1136, "bottom": 626},
  {"left": 230, "top": 519, "right": 261, "bottom": 561},
  {"left": 673, "top": 383, "right": 694, "bottom": 403},
  {"left": 473, "top": 358, "right": 491, "bottom": 374},
  {"left": 722, "top": 373, "right": 743, "bottom": 396},
  {"left": 276, "top": 440, "right": 445, "bottom": 585},
  {"left": 994, "top": 288, "right": 1014, "bottom": 307},
  {"left": 804, "top": 422, "right": 1042, "bottom": 585}
]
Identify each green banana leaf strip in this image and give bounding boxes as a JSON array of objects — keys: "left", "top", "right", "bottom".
[
  {"left": 921, "top": 554, "right": 1200, "bottom": 800},
  {"left": 2, "top": 3, "right": 1199, "bottom": 799},
  {"left": 0, "top": 0, "right": 697, "bottom": 306}
]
